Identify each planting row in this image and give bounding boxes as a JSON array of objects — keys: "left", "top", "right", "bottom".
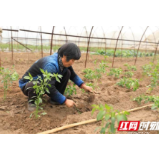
[{"left": 95, "top": 49, "right": 156, "bottom": 57}]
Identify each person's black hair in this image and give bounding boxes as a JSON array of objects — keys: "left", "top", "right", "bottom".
[{"left": 58, "top": 43, "right": 81, "bottom": 62}]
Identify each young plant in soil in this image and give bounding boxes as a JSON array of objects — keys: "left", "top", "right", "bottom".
[
  {"left": 142, "top": 63, "right": 153, "bottom": 76},
  {"left": 65, "top": 83, "right": 77, "bottom": 97},
  {"left": 117, "top": 78, "right": 139, "bottom": 91},
  {"left": 92, "top": 104, "right": 130, "bottom": 134},
  {"left": 84, "top": 61, "right": 108, "bottom": 81},
  {"left": 133, "top": 95, "right": 144, "bottom": 105},
  {"left": 0, "top": 67, "right": 19, "bottom": 99},
  {"left": 151, "top": 96, "right": 159, "bottom": 110},
  {"left": 94, "top": 69, "right": 102, "bottom": 79},
  {"left": 133, "top": 95, "right": 159, "bottom": 110},
  {"left": 124, "top": 64, "right": 137, "bottom": 71},
  {"left": 124, "top": 71, "right": 134, "bottom": 78},
  {"left": 147, "top": 62, "right": 159, "bottom": 93},
  {"left": 24, "top": 69, "right": 62, "bottom": 118},
  {"left": 98, "top": 61, "right": 108, "bottom": 73},
  {"left": 108, "top": 68, "right": 122, "bottom": 78},
  {"left": 83, "top": 68, "right": 96, "bottom": 80}
]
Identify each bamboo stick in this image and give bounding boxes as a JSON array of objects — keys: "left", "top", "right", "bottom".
[{"left": 38, "top": 104, "right": 153, "bottom": 134}]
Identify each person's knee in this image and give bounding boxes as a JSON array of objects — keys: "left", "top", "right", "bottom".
[
  {"left": 25, "top": 82, "right": 34, "bottom": 90},
  {"left": 24, "top": 82, "right": 37, "bottom": 94}
]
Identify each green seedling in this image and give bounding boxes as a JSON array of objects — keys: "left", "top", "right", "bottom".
[
  {"left": 124, "top": 71, "right": 134, "bottom": 78},
  {"left": 0, "top": 67, "right": 19, "bottom": 99},
  {"left": 124, "top": 64, "right": 137, "bottom": 71},
  {"left": 143, "top": 95, "right": 155, "bottom": 103},
  {"left": 133, "top": 95, "right": 159, "bottom": 110},
  {"left": 108, "top": 68, "right": 122, "bottom": 78},
  {"left": 83, "top": 68, "right": 96, "bottom": 80},
  {"left": 83, "top": 68, "right": 101, "bottom": 80},
  {"left": 92, "top": 104, "right": 130, "bottom": 134},
  {"left": 147, "top": 62, "right": 159, "bottom": 93},
  {"left": 117, "top": 78, "right": 139, "bottom": 91},
  {"left": 133, "top": 95, "right": 144, "bottom": 105},
  {"left": 24, "top": 69, "right": 62, "bottom": 118},
  {"left": 151, "top": 96, "right": 159, "bottom": 110},
  {"left": 98, "top": 61, "right": 108, "bottom": 73},
  {"left": 94, "top": 62, "right": 108, "bottom": 79},
  {"left": 142, "top": 63, "right": 153, "bottom": 76},
  {"left": 96, "top": 50, "right": 106, "bottom": 55},
  {"left": 65, "top": 83, "right": 77, "bottom": 97}
]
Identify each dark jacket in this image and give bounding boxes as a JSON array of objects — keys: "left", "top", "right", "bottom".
[{"left": 19, "top": 52, "right": 84, "bottom": 104}]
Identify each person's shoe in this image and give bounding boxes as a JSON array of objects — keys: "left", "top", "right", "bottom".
[
  {"left": 49, "top": 99, "right": 61, "bottom": 105},
  {"left": 28, "top": 102, "right": 36, "bottom": 111}
]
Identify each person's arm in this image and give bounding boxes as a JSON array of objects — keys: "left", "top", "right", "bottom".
[
  {"left": 80, "top": 83, "right": 92, "bottom": 92},
  {"left": 68, "top": 66, "right": 84, "bottom": 87}
]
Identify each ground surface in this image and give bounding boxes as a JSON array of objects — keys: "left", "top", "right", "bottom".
[{"left": 0, "top": 52, "right": 159, "bottom": 134}]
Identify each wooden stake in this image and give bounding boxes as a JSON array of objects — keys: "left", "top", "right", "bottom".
[{"left": 38, "top": 104, "right": 153, "bottom": 134}]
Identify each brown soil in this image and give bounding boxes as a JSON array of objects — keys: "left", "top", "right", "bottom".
[{"left": 0, "top": 52, "right": 159, "bottom": 134}]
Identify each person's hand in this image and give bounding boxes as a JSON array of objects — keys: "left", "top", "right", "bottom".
[
  {"left": 65, "top": 99, "right": 76, "bottom": 108},
  {"left": 81, "top": 84, "right": 93, "bottom": 92}
]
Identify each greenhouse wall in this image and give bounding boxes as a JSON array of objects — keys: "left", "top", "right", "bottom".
[{"left": 0, "top": 26, "right": 159, "bottom": 53}]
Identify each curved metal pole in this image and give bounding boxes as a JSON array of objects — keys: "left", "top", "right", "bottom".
[
  {"left": 68, "top": 27, "right": 79, "bottom": 43},
  {"left": 121, "top": 31, "right": 125, "bottom": 59},
  {"left": 154, "top": 26, "right": 159, "bottom": 52},
  {"left": 153, "top": 40, "right": 159, "bottom": 63},
  {"left": 111, "top": 26, "right": 121, "bottom": 53},
  {"left": 112, "top": 26, "right": 123, "bottom": 68},
  {"left": 110, "top": 31, "right": 116, "bottom": 48},
  {"left": 50, "top": 26, "right": 55, "bottom": 55},
  {"left": 145, "top": 28, "right": 156, "bottom": 59},
  {"left": 102, "top": 27, "right": 107, "bottom": 53},
  {"left": 16, "top": 28, "right": 18, "bottom": 52},
  {"left": 69, "top": 27, "right": 79, "bottom": 46},
  {"left": 78, "top": 27, "right": 84, "bottom": 46},
  {"left": 121, "top": 27, "right": 136, "bottom": 60},
  {"left": 36, "top": 32, "right": 38, "bottom": 53},
  {"left": 139, "top": 26, "right": 147, "bottom": 58},
  {"left": 78, "top": 26, "right": 89, "bottom": 51},
  {"left": 143, "top": 28, "right": 147, "bottom": 56},
  {"left": 8, "top": 29, "right": 11, "bottom": 52},
  {"left": 149, "top": 27, "right": 156, "bottom": 52},
  {"left": 10, "top": 26, "right": 13, "bottom": 63},
  {"left": 145, "top": 27, "right": 156, "bottom": 55},
  {"left": 134, "top": 26, "right": 149, "bottom": 65},
  {"left": 64, "top": 27, "right": 68, "bottom": 43},
  {"left": 91, "top": 27, "right": 99, "bottom": 50},
  {"left": 129, "top": 27, "right": 136, "bottom": 57},
  {"left": 85, "top": 26, "right": 94, "bottom": 68},
  {"left": 25, "top": 27, "right": 29, "bottom": 53},
  {"left": 40, "top": 26, "right": 43, "bottom": 58},
  {"left": 145, "top": 28, "right": 156, "bottom": 54}
]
